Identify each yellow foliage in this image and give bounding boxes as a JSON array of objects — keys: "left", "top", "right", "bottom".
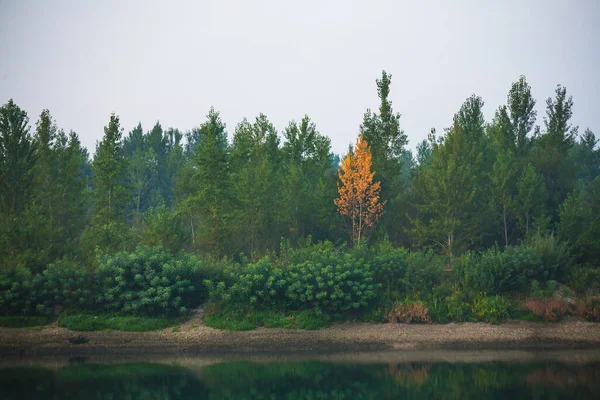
[{"left": 334, "top": 136, "right": 385, "bottom": 246}]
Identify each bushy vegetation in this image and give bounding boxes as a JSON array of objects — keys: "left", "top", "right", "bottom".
[
  {"left": 1, "top": 71, "right": 599, "bottom": 329},
  {"left": 1, "top": 236, "right": 599, "bottom": 329},
  {"left": 95, "top": 246, "right": 207, "bottom": 315},
  {"left": 1, "top": 246, "right": 211, "bottom": 323}
]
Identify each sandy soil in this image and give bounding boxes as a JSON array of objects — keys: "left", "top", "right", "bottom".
[{"left": 1, "top": 313, "right": 600, "bottom": 357}]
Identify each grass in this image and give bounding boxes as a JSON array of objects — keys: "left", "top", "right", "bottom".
[
  {"left": 58, "top": 312, "right": 187, "bottom": 332},
  {"left": 204, "top": 306, "right": 331, "bottom": 331},
  {"left": 0, "top": 315, "right": 52, "bottom": 328}
]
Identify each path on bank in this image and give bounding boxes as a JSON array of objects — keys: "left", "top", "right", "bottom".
[{"left": 1, "top": 318, "right": 600, "bottom": 356}]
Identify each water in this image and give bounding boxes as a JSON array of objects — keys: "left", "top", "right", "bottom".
[{"left": 1, "top": 352, "right": 599, "bottom": 399}]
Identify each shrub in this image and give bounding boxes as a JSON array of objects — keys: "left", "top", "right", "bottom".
[
  {"left": 370, "top": 248, "right": 445, "bottom": 300},
  {"left": 524, "top": 232, "right": 574, "bottom": 282},
  {"left": 471, "top": 296, "right": 512, "bottom": 324},
  {"left": 577, "top": 297, "right": 600, "bottom": 321},
  {"left": 215, "top": 257, "right": 287, "bottom": 307},
  {"left": 40, "top": 259, "right": 91, "bottom": 312},
  {"left": 444, "top": 291, "right": 473, "bottom": 322},
  {"left": 285, "top": 252, "right": 377, "bottom": 314},
  {"left": 454, "top": 246, "right": 536, "bottom": 295},
  {"left": 208, "top": 246, "right": 378, "bottom": 315},
  {"left": 0, "top": 266, "right": 43, "bottom": 315},
  {"left": 530, "top": 280, "right": 560, "bottom": 299},
  {"left": 386, "top": 301, "right": 431, "bottom": 323},
  {"left": 567, "top": 265, "right": 600, "bottom": 294},
  {"left": 94, "top": 246, "right": 206, "bottom": 316},
  {"left": 524, "top": 297, "right": 568, "bottom": 321}
]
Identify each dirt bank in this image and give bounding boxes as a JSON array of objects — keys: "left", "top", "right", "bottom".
[{"left": 1, "top": 318, "right": 600, "bottom": 357}]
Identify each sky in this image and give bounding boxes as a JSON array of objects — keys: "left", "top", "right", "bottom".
[{"left": 1, "top": 0, "right": 598, "bottom": 156}]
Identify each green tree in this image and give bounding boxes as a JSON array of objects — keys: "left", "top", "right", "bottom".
[
  {"left": 507, "top": 75, "right": 537, "bottom": 154},
  {"left": 230, "top": 114, "right": 282, "bottom": 257},
  {"left": 558, "top": 177, "right": 600, "bottom": 264},
  {"left": 190, "top": 107, "right": 230, "bottom": 254},
  {"left": 281, "top": 115, "right": 337, "bottom": 241},
  {"left": 411, "top": 95, "right": 487, "bottom": 255},
  {"left": 85, "top": 114, "right": 130, "bottom": 254},
  {"left": 532, "top": 85, "right": 578, "bottom": 219},
  {"left": 0, "top": 99, "right": 36, "bottom": 217},
  {"left": 514, "top": 164, "right": 547, "bottom": 235},
  {"left": 360, "top": 71, "right": 408, "bottom": 244},
  {"left": 92, "top": 114, "right": 127, "bottom": 224},
  {"left": 489, "top": 149, "right": 517, "bottom": 246}
]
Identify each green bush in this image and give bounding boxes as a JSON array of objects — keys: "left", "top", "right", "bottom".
[
  {"left": 471, "top": 295, "right": 512, "bottom": 324},
  {"left": 455, "top": 245, "right": 541, "bottom": 295},
  {"left": 0, "top": 266, "right": 43, "bottom": 315},
  {"left": 208, "top": 246, "right": 378, "bottom": 315},
  {"left": 94, "top": 246, "right": 207, "bottom": 316},
  {"left": 40, "top": 259, "right": 91, "bottom": 312},
  {"left": 286, "top": 252, "right": 377, "bottom": 314},
  {"left": 370, "top": 248, "right": 445, "bottom": 299},
  {"left": 524, "top": 232, "right": 574, "bottom": 282},
  {"left": 566, "top": 265, "right": 600, "bottom": 294}
]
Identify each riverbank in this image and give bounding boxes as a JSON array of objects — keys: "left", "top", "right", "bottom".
[{"left": 1, "top": 318, "right": 600, "bottom": 357}]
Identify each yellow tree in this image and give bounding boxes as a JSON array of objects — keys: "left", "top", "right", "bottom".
[{"left": 335, "top": 136, "right": 385, "bottom": 246}]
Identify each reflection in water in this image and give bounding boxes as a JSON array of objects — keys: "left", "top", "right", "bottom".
[{"left": 1, "top": 359, "right": 599, "bottom": 399}]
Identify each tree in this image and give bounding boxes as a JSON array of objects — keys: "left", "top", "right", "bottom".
[
  {"left": 335, "top": 136, "right": 385, "bottom": 246},
  {"left": 281, "top": 115, "right": 337, "bottom": 241},
  {"left": 515, "top": 164, "right": 547, "bottom": 236},
  {"left": 411, "top": 95, "right": 487, "bottom": 255},
  {"left": 92, "top": 114, "right": 127, "bottom": 224},
  {"left": 191, "top": 107, "right": 230, "bottom": 254},
  {"left": 489, "top": 149, "right": 517, "bottom": 246},
  {"left": 532, "top": 85, "right": 578, "bottom": 219},
  {"left": 360, "top": 71, "right": 408, "bottom": 243},
  {"left": 85, "top": 114, "right": 131, "bottom": 254},
  {"left": 230, "top": 114, "right": 282, "bottom": 256},
  {"left": 507, "top": 76, "right": 537, "bottom": 154},
  {"left": 0, "top": 99, "right": 36, "bottom": 217},
  {"left": 557, "top": 177, "right": 600, "bottom": 265}
]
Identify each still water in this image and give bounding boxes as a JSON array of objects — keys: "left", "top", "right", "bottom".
[{"left": 1, "top": 353, "right": 599, "bottom": 399}]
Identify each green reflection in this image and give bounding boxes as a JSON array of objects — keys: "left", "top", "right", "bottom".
[{"left": 1, "top": 360, "right": 599, "bottom": 399}]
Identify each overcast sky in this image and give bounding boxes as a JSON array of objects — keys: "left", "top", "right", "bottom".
[{"left": 1, "top": 0, "right": 598, "bottom": 156}]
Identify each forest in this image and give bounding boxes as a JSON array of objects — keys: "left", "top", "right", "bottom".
[{"left": 1, "top": 71, "right": 599, "bottom": 329}]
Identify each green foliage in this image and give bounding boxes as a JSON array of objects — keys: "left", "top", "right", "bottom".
[
  {"left": 524, "top": 232, "right": 574, "bottom": 282},
  {"left": 58, "top": 311, "right": 185, "bottom": 331},
  {"left": 208, "top": 243, "right": 377, "bottom": 315},
  {"left": 95, "top": 246, "right": 207, "bottom": 316},
  {"left": 40, "top": 259, "right": 91, "bottom": 311},
  {"left": 567, "top": 265, "right": 600, "bottom": 294},
  {"left": 139, "top": 203, "right": 186, "bottom": 252},
  {"left": 0, "top": 266, "right": 42, "bottom": 315},
  {"left": 530, "top": 280, "right": 560, "bottom": 299},
  {"left": 369, "top": 246, "right": 446, "bottom": 315},
  {"left": 471, "top": 295, "right": 512, "bottom": 324},
  {"left": 454, "top": 246, "right": 534, "bottom": 295},
  {"left": 558, "top": 177, "right": 600, "bottom": 265}
]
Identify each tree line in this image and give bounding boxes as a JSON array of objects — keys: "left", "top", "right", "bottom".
[{"left": 1, "top": 71, "right": 598, "bottom": 272}]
